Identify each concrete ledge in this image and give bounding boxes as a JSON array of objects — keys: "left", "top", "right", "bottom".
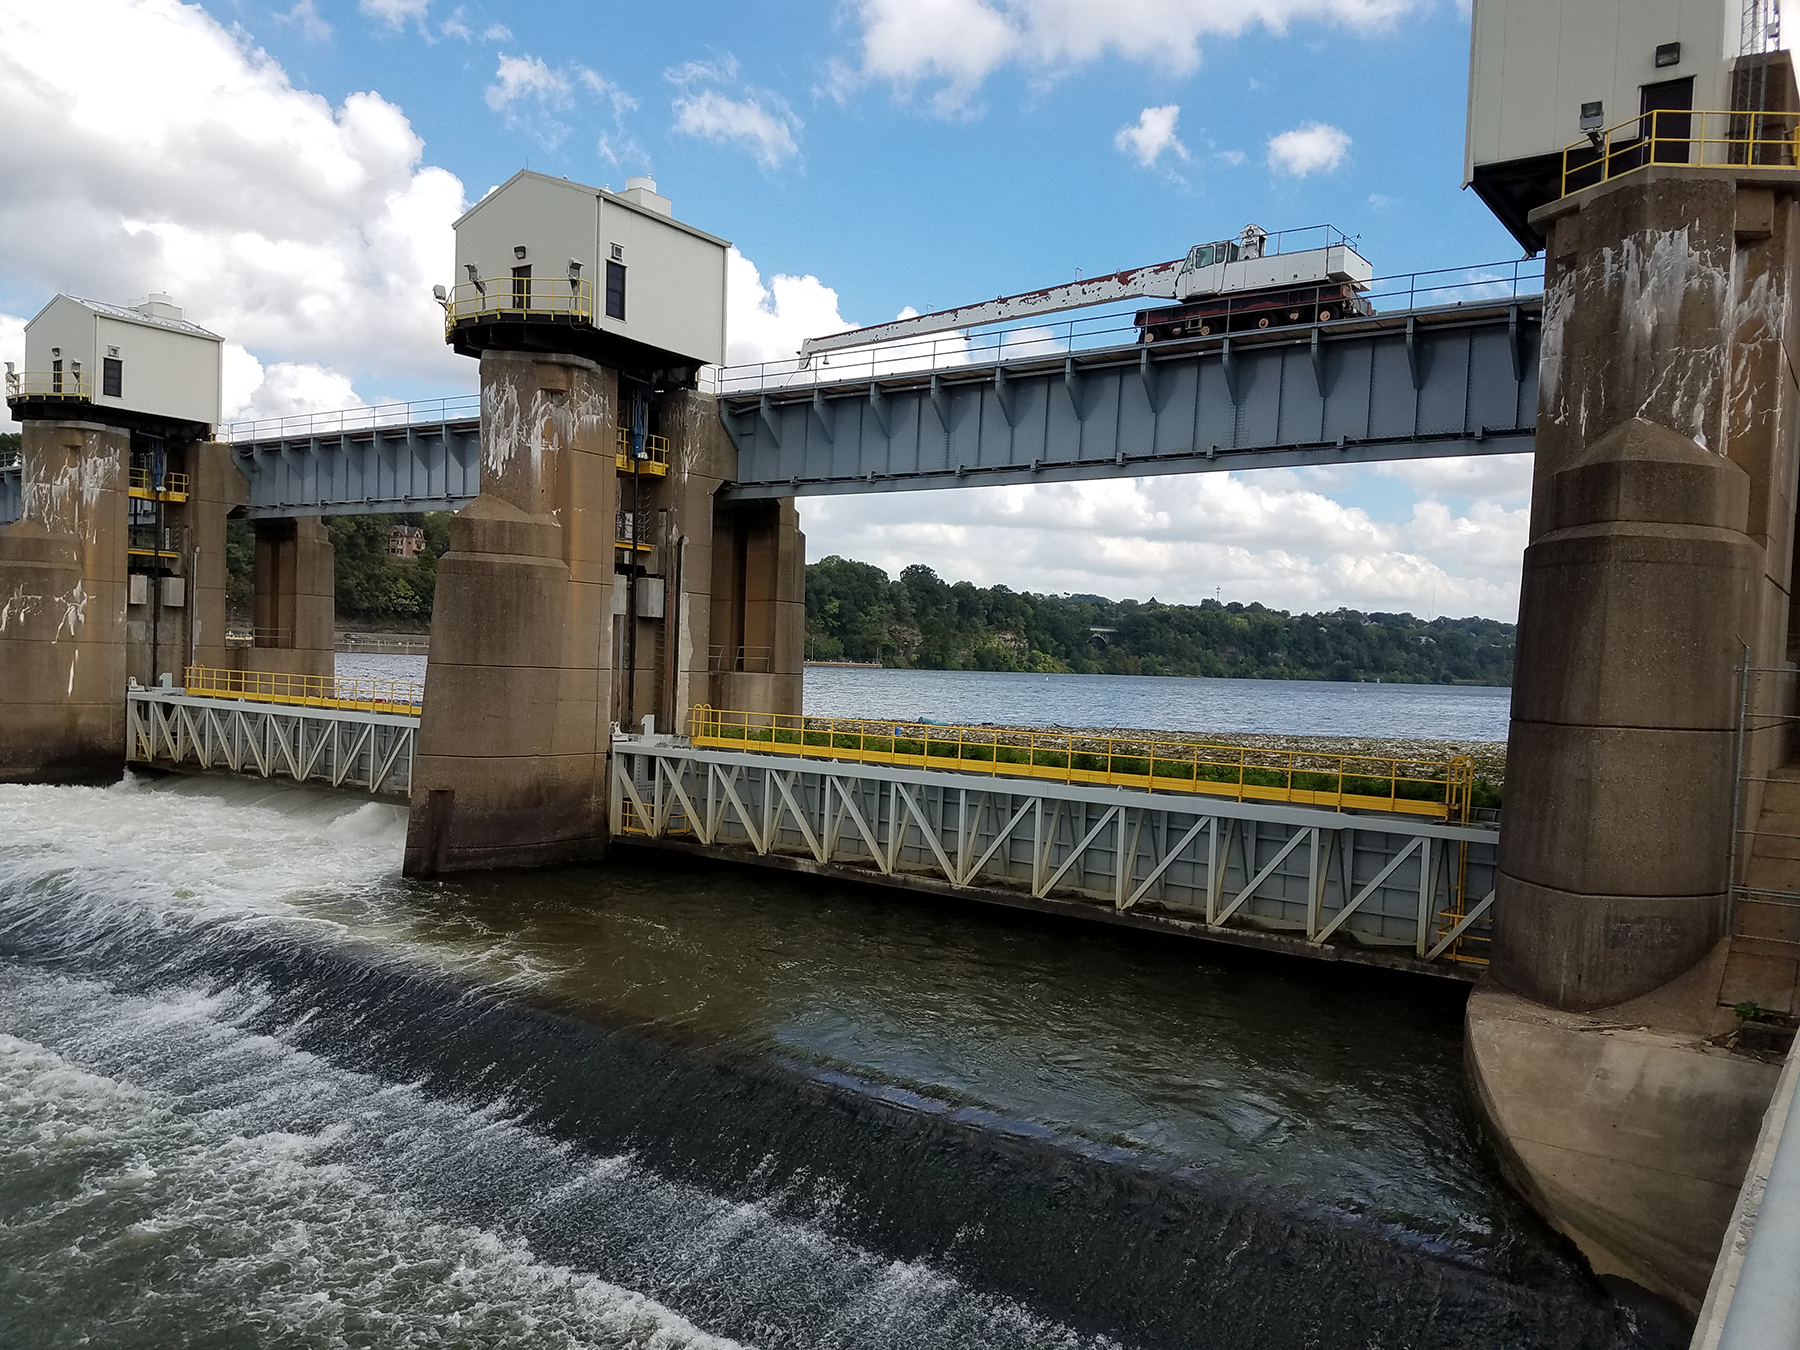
[{"left": 1465, "top": 966, "right": 1780, "bottom": 1311}]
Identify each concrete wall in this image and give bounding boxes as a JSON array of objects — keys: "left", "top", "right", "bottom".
[
  {"left": 708, "top": 496, "right": 805, "bottom": 719},
  {"left": 0, "top": 419, "right": 130, "bottom": 782},
  {"left": 1499, "top": 170, "right": 1800, "bottom": 1010},
  {"left": 404, "top": 350, "right": 618, "bottom": 874},
  {"left": 235, "top": 516, "right": 334, "bottom": 680}
]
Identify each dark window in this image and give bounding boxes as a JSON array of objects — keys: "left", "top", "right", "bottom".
[
  {"left": 51, "top": 359, "right": 62, "bottom": 395},
  {"left": 103, "top": 357, "right": 122, "bottom": 398},
  {"left": 605, "top": 261, "right": 626, "bottom": 320},
  {"left": 511, "top": 264, "right": 531, "bottom": 311}
]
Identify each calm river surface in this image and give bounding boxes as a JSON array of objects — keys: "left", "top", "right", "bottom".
[
  {"left": 340, "top": 654, "right": 1513, "bottom": 742},
  {"left": 0, "top": 759, "right": 1682, "bottom": 1348}
]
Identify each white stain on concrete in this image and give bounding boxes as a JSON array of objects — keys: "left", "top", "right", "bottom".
[{"left": 0, "top": 582, "right": 41, "bottom": 634}]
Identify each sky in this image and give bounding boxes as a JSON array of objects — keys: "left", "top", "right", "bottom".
[{"left": 0, "top": 0, "right": 1534, "bottom": 619}]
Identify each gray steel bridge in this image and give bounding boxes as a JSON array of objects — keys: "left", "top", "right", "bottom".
[{"left": 0, "top": 267, "right": 1542, "bottom": 522}]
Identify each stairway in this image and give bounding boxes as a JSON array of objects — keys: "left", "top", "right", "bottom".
[{"left": 1722, "top": 767, "right": 1800, "bottom": 1018}]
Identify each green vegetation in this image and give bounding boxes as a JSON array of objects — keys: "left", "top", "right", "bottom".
[
  {"left": 0, "top": 431, "right": 19, "bottom": 463},
  {"left": 805, "top": 556, "right": 1515, "bottom": 685}
]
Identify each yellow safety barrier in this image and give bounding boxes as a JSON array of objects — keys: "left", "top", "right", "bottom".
[
  {"left": 689, "top": 707, "right": 1474, "bottom": 821},
  {"left": 615, "top": 426, "right": 670, "bottom": 474},
  {"left": 1561, "top": 107, "right": 1800, "bottom": 199},
  {"left": 184, "top": 665, "right": 423, "bottom": 714},
  {"left": 443, "top": 277, "right": 594, "bottom": 334},
  {"left": 5, "top": 371, "right": 93, "bottom": 401},
  {"left": 129, "top": 467, "right": 190, "bottom": 499}
]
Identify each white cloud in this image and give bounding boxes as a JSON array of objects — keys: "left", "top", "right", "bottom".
[
  {"left": 836, "top": 0, "right": 1416, "bottom": 112},
  {"left": 486, "top": 55, "right": 571, "bottom": 111},
  {"left": 276, "top": 0, "right": 331, "bottom": 42},
  {"left": 439, "top": 7, "right": 471, "bottom": 40},
  {"left": 0, "top": 0, "right": 468, "bottom": 425},
  {"left": 360, "top": 0, "right": 429, "bottom": 30},
  {"left": 665, "top": 55, "right": 741, "bottom": 87},
  {"left": 800, "top": 468, "right": 1524, "bottom": 619},
  {"left": 673, "top": 90, "right": 801, "bottom": 168},
  {"left": 1267, "top": 121, "right": 1351, "bottom": 175},
  {"left": 1217, "top": 149, "right": 1246, "bottom": 166},
  {"left": 482, "top": 23, "right": 511, "bottom": 41},
  {"left": 726, "top": 248, "right": 854, "bottom": 368},
  {"left": 1115, "top": 104, "right": 1188, "bottom": 168}
]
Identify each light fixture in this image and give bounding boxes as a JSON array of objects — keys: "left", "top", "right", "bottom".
[
  {"left": 464, "top": 263, "right": 478, "bottom": 282},
  {"left": 1655, "top": 42, "right": 1680, "bottom": 67},
  {"left": 514, "top": 245, "right": 527, "bottom": 259}
]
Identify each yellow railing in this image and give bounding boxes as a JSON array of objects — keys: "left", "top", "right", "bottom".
[
  {"left": 1561, "top": 107, "right": 1800, "bottom": 198},
  {"left": 129, "top": 467, "right": 190, "bottom": 499},
  {"left": 5, "top": 371, "right": 93, "bottom": 401},
  {"left": 688, "top": 708, "right": 1474, "bottom": 821},
  {"left": 616, "top": 427, "right": 670, "bottom": 474},
  {"left": 184, "top": 665, "right": 423, "bottom": 714},
  {"left": 444, "top": 276, "right": 594, "bottom": 333}
]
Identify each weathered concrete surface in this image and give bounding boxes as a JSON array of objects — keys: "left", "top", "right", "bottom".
[
  {"left": 709, "top": 496, "right": 805, "bottom": 718},
  {"left": 1502, "top": 171, "right": 1800, "bottom": 1010},
  {"left": 1466, "top": 970, "right": 1781, "bottom": 1311},
  {"left": 0, "top": 420, "right": 130, "bottom": 782},
  {"left": 405, "top": 351, "right": 617, "bottom": 873},
  {"left": 237, "top": 515, "right": 334, "bottom": 680},
  {"left": 189, "top": 441, "right": 249, "bottom": 674}
]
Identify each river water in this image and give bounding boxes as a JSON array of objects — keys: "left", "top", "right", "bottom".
[
  {"left": 0, "top": 754, "right": 1686, "bottom": 1348},
  {"left": 340, "top": 655, "right": 1514, "bottom": 742}
]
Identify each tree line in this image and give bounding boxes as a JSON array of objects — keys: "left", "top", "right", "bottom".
[{"left": 805, "top": 555, "right": 1514, "bottom": 685}]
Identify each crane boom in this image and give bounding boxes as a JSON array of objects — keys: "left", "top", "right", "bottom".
[{"left": 798, "top": 257, "right": 1191, "bottom": 357}]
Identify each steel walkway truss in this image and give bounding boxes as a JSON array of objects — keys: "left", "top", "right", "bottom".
[
  {"left": 127, "top": 688, "right": 417, "bottom": 796},
  {"left": 612, "top": 739, "right": 1497, "bottom": 971}
]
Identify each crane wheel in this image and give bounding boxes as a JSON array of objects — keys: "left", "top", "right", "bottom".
[
  {"left": 1198, "top": 323, "right": 1212, "bottom": 336},
  {"left": 1318, "top": 307, "right": 1333, "bottom": 322},
  {"left": 1257, "top": 316, "right": 1271, "bottom": 329}
]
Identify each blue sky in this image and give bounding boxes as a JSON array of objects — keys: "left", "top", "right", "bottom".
[{"left": 0, "top": 0, "right": 1534, "bottom": 618}]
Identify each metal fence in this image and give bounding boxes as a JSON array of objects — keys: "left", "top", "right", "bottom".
[
  {"left": 612, "top": 737, "right": 1497, "bottom": 969},
  {"left": 220, "top": 394, "right": 481, "bottom": 444}
]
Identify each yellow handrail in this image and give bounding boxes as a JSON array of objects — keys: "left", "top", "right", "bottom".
[
  {"left": 444, "top": 277, "right": 594, "bottom": 333},
  {"left": 687, "top": 707, "right": 1474, "bottom": 821},
  {"left": 183, "top": 665, "right": 423, "bottom": 714},
  {"left": 5, "top": 371, "right": 94, "bottom": 401},
  {"left": 129, "top": 467, "right": 190, "bottom": 497},
  {"left": 1560, "top": 107, "right": 1800, "bottom": 198},
  {"left": 616, "top": 426, "right": 670, "bottom": 474}
]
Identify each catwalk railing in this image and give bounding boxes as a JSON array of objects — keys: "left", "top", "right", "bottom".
[
  {"left": 612, "top": 735, "right": 1497, "bottom": 971},
  {"left": 127, "top": 685, "right": 418, "bottom": 796}
]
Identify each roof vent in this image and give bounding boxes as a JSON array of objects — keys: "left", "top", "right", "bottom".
[
  {"left": 134, "top": 292, "right": 183, "bottom": 321},
  {"left": 620, "top": 176, "right": 673, "bottom": 218}
]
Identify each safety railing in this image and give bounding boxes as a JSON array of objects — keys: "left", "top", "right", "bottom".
[
  {"left": 700, "top": 257, "right": 1545, "bottom": 396},
  {"left": 708, "top": 648, "right": 775, "bottom": 674},
  {"left": 1561, "top": 107, "right": 1800, "bottom": 198},
  {"left": 444, "top": 276, "right": 594, "bottom": 333},
  {"left": 183, "top": 665, "right": 424, "bottom": 714},
  {"left": 220, "top": 394, "right": 481, "bottom": 443},
  {"left": 129, "top": 467, "right": 190, "bottom": 498},
  {"left": 688, "top": 708, "right": 1474, "bottom": 820},
  {"left": 616, "top": 427, "right": 670, "bottom": 474},
  {"left": 5, "top": 370, "right": 93, "bottom": 401}
]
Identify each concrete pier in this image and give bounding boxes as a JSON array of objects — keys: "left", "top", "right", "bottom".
[
  {"left": 0, "top": 419, "right": 130, "bottom": 782},
  {"left": 403, "top": 351, "right": 619, "bottom": 874},
  {"left": 1472, "top": 164, "right": 1800, "bottom": 1310}
]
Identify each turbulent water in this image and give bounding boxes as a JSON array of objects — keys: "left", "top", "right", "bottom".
[{"left": 0, "top": 774, "right": 1677, "bottom": 1349}]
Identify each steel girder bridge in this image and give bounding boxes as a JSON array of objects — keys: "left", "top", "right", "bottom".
[{"left": 0, "top": 284, "right": 1540, "bottom": 524}]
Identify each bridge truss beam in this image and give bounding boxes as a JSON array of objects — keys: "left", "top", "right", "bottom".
[
  {"left": 715, "top": 301, "right": 1539, "bottom": 500},
  {"left": 611, "top": 739, "right": 1497, "bottom": 973},
  {"left": 231, "top": 416, "right": 481, "bottom": 519},
  {"left": 127, "top": 688, "right": 418, "bottom": 796}
]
